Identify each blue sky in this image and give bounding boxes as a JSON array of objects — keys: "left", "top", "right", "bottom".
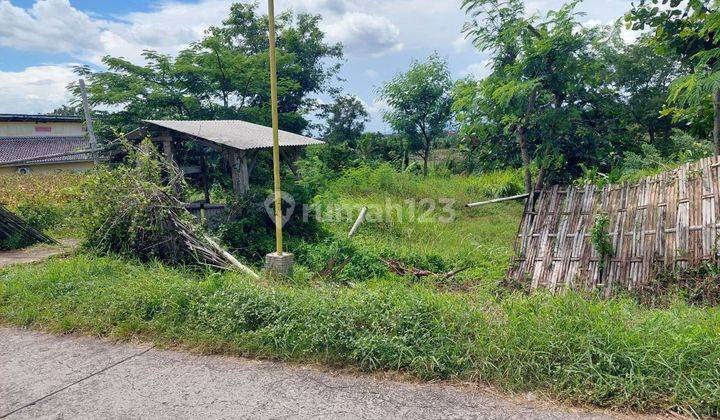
[{"left": 0, "top": 0, "right": 635, "bottom": 131}]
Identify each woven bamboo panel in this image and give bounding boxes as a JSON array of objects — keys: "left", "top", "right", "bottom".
[{"left": 508, "top": 156, "right": 720, "bottom": 293}]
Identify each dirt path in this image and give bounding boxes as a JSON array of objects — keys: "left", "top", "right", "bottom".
[
  {"left": 0, "top": 327, "right": 617, "bottom": 419},
  {"left": 0, "top": 239, "right": 79, "bottom": 268}
]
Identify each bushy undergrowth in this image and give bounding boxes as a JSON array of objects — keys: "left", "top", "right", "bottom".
[
  {"left": 634, "top": 259, "right": 720, "bottom": 307},
  {"left": 1, "top": 255, "right": 718, "bottom": 416}
]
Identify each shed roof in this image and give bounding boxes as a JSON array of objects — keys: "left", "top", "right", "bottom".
[
  {"left": 143, "top": 120, "right": 324, "bottom": 151},
  {"left": 0, "top": 136, "right": 93, "bottom": 166}
]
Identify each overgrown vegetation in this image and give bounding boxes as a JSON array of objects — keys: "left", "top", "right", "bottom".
[
  {"left": 0, "top": 173, "right": 83, "bottom": 237},
  {"left": 634, "top": 258, "right": 720, "bottom": 308},
  {"left": 1, "top": 255, "right": 718, "bottom": 416},
  {"left": 3, "top": 0, "right": 719, "bottom": 416}
]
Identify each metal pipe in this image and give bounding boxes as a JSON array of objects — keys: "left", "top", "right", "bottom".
[
  {"left": 465, "top": 193, "right": 530, "bottom": 208},
  {"left": 268, "top": 0, "right": 283, "bottom": 254}
]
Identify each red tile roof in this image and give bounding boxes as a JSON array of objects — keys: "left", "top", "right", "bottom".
[{"left": 0, "top": 136, "right": 93, "bottom": 165}]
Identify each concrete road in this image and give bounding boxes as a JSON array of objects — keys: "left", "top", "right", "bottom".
[
  {"left": 0, "top": 239, "right": 79, "bottom": 268},
  {"left": 0, "top": 327, "right": 611, "bottom": 419}
]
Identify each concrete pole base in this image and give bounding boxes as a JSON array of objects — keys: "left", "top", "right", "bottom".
[{"left": 265, "top": 252, "right": 294, "bottom": 278}]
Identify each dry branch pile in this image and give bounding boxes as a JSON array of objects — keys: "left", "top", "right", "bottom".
[
  {"left": 381, "top": 258, "right": 468, "bottom": 279},
  {"left": 81, "top": 139, "right": 255, "bottom": 273}
]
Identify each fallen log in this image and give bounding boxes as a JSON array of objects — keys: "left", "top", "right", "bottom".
[{"left": 203, "top": 235, "right": 260, "bottom": 279}]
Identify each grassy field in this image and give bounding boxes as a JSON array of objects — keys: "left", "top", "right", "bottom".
[
  {"left": 313, "top": 165, "right": 524, "bottom": 281},
  {"left": 1, "top": 166, "right": 719, "bottom": 416}
]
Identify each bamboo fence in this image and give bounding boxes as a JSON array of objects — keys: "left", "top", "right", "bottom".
[{"left": 508, "top": 156, "right": 720, "bottom": 294}]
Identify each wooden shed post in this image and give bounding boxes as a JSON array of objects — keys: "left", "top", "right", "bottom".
[
  {"left": 161, "top": 131, "right": 175, "bottom": 164},
  {"left": 156, "top": 130, "right": 181, "bottom": 194},
  {"left": 200, "top": 153, "right": 210, "bottom": 204},
  {"left": 227, "top": 148, "right": 249, "bottom": 199}
]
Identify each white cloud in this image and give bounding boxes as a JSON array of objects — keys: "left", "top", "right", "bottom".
[
  {"left": 322, "top": 12, "right": 403, "bottom": 56},
  {"left": 0, "top": 0, "right": 103, "bottom": 55},
  {"left": 459, "top": 60, "right": 492, "bottom": 80},
  {"left": 0, "top": 64, "right": 77, "bottom": 113},
  {"left": 453, "top": 35, "right": 470, "bottom": 52},
  {"left": 90, "top": 0, "right": 232, "bottom": 64},
  {"left": 364, "top": 68, "right": 378, "bottom": 78}
]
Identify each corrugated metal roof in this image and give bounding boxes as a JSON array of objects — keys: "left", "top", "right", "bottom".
[
  {"left": 144, "top": 120, "right": 324, "bottom": 150},
  {"left": 0, "top": 136, "right": 93, "bottom": 165}
]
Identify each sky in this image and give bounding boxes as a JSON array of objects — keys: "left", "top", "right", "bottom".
[{"left": 0, "top": 0, "right": 635, "bottom": 132}]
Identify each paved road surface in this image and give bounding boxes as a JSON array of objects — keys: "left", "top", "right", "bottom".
[
  {"left": 0, "top": 327, "right": 612, "bottom": 419},
  {"left": 0, "top": 239, "right": 79, "bottom": 268}
]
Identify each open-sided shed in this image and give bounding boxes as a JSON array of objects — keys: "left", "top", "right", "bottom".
[{"left": 129, "top": 120, "right": 323, "bottom": 202}]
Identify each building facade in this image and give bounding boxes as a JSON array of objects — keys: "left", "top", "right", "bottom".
[{"left": 0, "top": 114, "right": 95, "bottom": 175}]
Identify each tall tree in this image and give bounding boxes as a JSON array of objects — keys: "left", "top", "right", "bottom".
[
  {"left": 628, "top": 0, "right": 720, "bottom": 152},
  {"left": 378, "top": 53, "right": 454, "bottom": 176},
  {"left": 73, "top": 3, "right": 342, "bottom": 136},
  {"left": 607, "top": 34, "right": 682, "bottom": 147},
  {"left": 318, "top": 95, "right": 369, "bottom": 146},
  {"left": 460, "top": 0, "right": 632, "bottom": 188}
]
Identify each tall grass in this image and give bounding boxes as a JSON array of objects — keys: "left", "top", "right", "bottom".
[
  {"left": 0, "top": 173, "right": 84, "bottom": 210},
  {"left": 1, "top": 255, "right": 718, "bottom": 416},
  {"left": 323, "top": 163, "right": 523, "bottom": 202},
  {"left": 314, "top": 164, "right": 525, "bottom": 280},
  {"left": 0, "top": 173, "right": 85, "bottom": 238}
]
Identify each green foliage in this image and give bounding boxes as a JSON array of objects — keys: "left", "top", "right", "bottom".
[
  {"left": 216, "top": 181, "right": 326, "bottom": 262},
  {"left": 613, "top": 130, "right": 714, "bottom": 182},
  {"left": 2, "top": 255, "right": 720, "bottom": 415},
  {"left": 315, "top": 164, "right": 524, "bottom": 281},
  {"left": 317, "top": 95, "right": 369, "bottom": 146},
  {"left": 378, "top": 53, "right": 454, "bottom": 176},
  {"left": 14, "top": 201, "right": 65, "bottom": 233},
  {"left": 293, "top": 238, "right": 389, "bottom": 283},
  {"left": 457, "top": 0, "right": 700, "bottom": 185},
  {"left": 590, "top": 212, "right": 613, "bottom": 270},
  {"left": 74, "top": 3, "right": 342, "bottom": 137},
  {"left": 78, "top": 139, "right": 206, "bottom": 265},
  {"left": 635, "top": 258, "right": 720, "bottom": 307},
  {"left": 0, "top": 233, "right": 33, "bottom": 252},
  {"left": 628, "top": 0, "right": 720, "bottom": 141}
]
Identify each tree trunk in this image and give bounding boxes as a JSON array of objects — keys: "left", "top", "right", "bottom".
[
  {"left": 648, "top": 124, "right": 655, "bottom": 145},
  {"left": 714, "top": 88, "right": 720, "bottom": 155},
  {"left": 517, "top": 126, "right": 532, "bottom": 193},
  {"left": 518, "top": 87, "right": 538, "bottom": 193},
  {"left": 422, "top": 144, "right": 430, "bottom": 176}
]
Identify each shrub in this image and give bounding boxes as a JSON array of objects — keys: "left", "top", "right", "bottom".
[
  {"left": 293, "top": 238, "right": 388, "bottom": 283},
  {"left": 634, "top": 259, "right": 720, "bottom": 307},
  {"left": 14, "top": 201, "right": 66, "bottom": 232},
  {"left": 216, "top": 181, "right": 327, "bottom": 262}
]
